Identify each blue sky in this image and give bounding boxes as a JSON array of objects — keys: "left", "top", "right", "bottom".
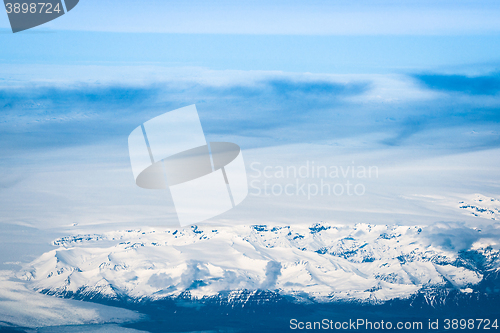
[
  {"left": 3, "top": 0, "right": 500, "bottom": 35},
  {"left": 2, "top": 33, "right": 500, "bottom": 74},
  {"left": 1, "top": 1, "right": 500, "bottom": 73}
]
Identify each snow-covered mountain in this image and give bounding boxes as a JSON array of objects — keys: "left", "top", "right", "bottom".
[
  {"left": 20, "top": 222, "right": 500, "bottom": 305},
  {"left": 459, "top": 194, "right": 500, "bottom": 221}
]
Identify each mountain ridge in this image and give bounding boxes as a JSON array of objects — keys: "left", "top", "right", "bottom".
[{"left": 20, "top": 222, "right": 500, "bottom": 307}]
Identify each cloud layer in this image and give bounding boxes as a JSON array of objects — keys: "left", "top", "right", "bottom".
[
  {"left": 0, "top": 71, "right": 499, "bottom": 151},
  {"left": 415, "top": 73, "right": 500, "bottom": 95}
]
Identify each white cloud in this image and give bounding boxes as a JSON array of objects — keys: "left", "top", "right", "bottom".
[{"left": 0, "top": 270, "right": 143, "bottom": 329}]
